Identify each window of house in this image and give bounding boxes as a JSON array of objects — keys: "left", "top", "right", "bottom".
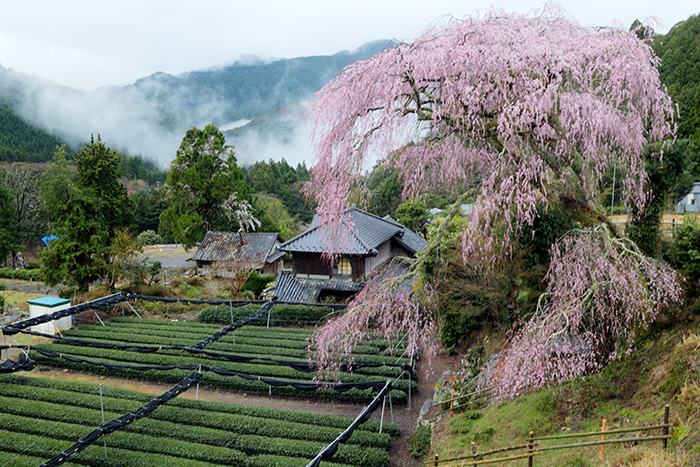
[{"left": 335, "top": 257, "right": 352, "bottom": 276}]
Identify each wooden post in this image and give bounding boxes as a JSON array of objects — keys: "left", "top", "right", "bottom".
[
  {"left": 528, "top": 431, "right": 534, "bottom": 467},
  {"left": 672, "top": 218, "right": 676, "bottom": 238},
  {"left": 663, "top": 404, "right": 670, "bottom": 449},
  {"left": 434, "top": 453, "right": 439, "bottom": 467},
  {"left": 450, "top": 389, "right": 455, "bottom": 418},
  {"left": 471, "top": 441, "right": 476, "bottom": 463},
  {"left": 600, "top": 419, "right": 607, "bottom": 460}
]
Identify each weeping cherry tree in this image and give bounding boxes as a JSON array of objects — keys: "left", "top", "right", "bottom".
[{"left": 305, "top": 8, "right": 682, "bottom": 398}]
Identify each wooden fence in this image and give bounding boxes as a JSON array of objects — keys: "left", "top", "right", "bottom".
[
  {"left": 611, "top": 220, "right": 683, "bottom": 238},
  {"left": 426, "top": 404, "right": 671, "bottom": 466},
  {"left": 609, "top": 212, "right": 700, "bottom": 239}
]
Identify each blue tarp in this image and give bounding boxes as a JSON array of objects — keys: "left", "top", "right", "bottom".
[{"left": 41, "top": 235, "right": 59, "bottom": 247}]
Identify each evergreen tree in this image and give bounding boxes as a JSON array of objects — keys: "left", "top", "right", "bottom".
[
  {"left": 40, "top": 185, "right": 109, "bottom": 292},
  {"left": 0, "top": 170, "right": 17, "bottom": 266},
  {"left": 73, "top": 134, "right": 134, "bottom": 233}
]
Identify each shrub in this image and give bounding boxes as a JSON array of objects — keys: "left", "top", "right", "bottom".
[
  {"left": 186, "top": 276, "right": 205, "bottom": 287},
  {"left": 137, "top": 229, "right": 164, "bottom": 246},
  {"left": 0, "top": 267, "right": 40, "bottom": 281},
  {"left": 198, "top": 303, "right": 339, "bottom": 326},
  {"left": 122, "top": 283, "right": 168, "bottom": 297},
  {"left": 666, "top": 217, "right": 700, "bottom": 292},
  {"left": 409, "top": 425, "right": 431, "bottom": 457},
  {"left": 243, "top": 272, "right": 276, "bottom": 296}
]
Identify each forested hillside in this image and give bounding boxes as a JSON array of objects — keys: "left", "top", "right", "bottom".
[
  {"left": 653, "top": 14, "right": 700, "bottom": 143},
  {"left": 0, "top": 105, "right": 66, "bottom": 162}
]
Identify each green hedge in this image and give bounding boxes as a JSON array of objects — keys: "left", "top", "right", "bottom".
[
  {"left": 0, "top": 412, "right": 246, "bottom": 465},
  {"left": 197, "top": 304, "right": 341, "bottom": 326},
  {"left": 36, "top": 341, "right": 411, "bottom": 390},
  {"left": 0, "top": 397, "right": 389, "bottom": 467},
  {"left": 0, "top": 375, "right": 401, "bottom": 436},
  {"left": 0, "top": 386, "right": 391, "bottom": 450},
  {"left": 0, "top": 267, "right": 41, "bottom": 281},
  {"left": 0, "top": 428, "right": 222, "bottom": 467},
  {"left": 28, "top": 350, "right": 409, "bottom": 405}
]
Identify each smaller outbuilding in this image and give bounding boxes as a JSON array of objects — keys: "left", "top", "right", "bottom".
[
  {"left": 189, "top": 231, "right": 285, "bottom": 276},
  {"left": 676, "top": 182, "right": 700, "bottom": 213},
  {"left": 27, "top": 296, "right": 72, "bottom": 334}
]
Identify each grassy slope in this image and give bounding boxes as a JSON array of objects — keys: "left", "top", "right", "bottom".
[{"left": 430, "top": 311, "right": 700, "bottom": 466}]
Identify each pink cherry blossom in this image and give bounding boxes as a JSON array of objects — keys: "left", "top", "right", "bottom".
[{"left": 305, "top": 7, "right": 680, "bottom": 396}]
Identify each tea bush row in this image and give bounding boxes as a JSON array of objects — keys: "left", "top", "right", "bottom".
[
  {"left": 0, "top": 399, "right": 388, "bottom": 467},
  {"left": 0, "top": 375, "right": 401, "bottom": 436},
  {"left": 27, "top": 351, "right": 409, "bottom": 405},
  {"left": 0, "top": 386, "right": 390, "bottom": 449},
  {"left": 63, "top": 327, "right": 408, "bottom": 365},
  {"left": 197, "top": 304, "right": 339, "bottom": 326},
  {"left": 0, "top": 428, "right": 222, "bottom": 467},
  {"left": 35, "top": 342, "right": 414, "bottom": 393}
]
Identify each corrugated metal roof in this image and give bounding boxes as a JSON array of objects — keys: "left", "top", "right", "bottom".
[
  {"left": 280, "top": 206, "right": 413, "bottom": 255},
  {"left": 190, "top": 231, "right": 282, "bottom": 267}
]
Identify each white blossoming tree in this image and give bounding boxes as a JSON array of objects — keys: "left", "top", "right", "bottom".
[{"left": 160, "top": 124, "right": 259, "bottom": 248}]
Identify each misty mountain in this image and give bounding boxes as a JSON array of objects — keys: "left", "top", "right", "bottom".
[
  {"left": 0, "top": 64, "right": 188, "bottom": 165},
  {"left": 117, "top": 40, "right": 389, "bottom": 127},
  {"left": 223, "top": 102, "right": 309, "bottom": 167},
  {"left": 0, "top": 40, "right": 389, "bottom": 166}
]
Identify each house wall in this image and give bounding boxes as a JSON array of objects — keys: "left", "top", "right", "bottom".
[
  {"left": 364, "top": 241, "right": 392, "bottom": 275},
  {"left": 293, "top": 253, "right": 331, "bottom": 278},
  {"left": 262, "top": 260, "right": 283, "bottom": 275},
  {"left": 676, "top": 183, "right": 700, "bottom": 213},
  {"left": 677, "top": 192, "right": 700, "bottom": 213},
  {"left": 390, "top": 241, "right": 412, "bottom": 258},
  {"left": 351, "top": 257, "right": 364, "bottom": 281}
]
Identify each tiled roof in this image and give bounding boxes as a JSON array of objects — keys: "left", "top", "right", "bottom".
[
  {"left": 190, "top": 231, "right": 282, "bottom": 267},
  {"left": 382, "top": 215, "right": 428, "bottom": 254},
  {"left": 280, "top": 206, "right": 425, "bottom": 255},
  {"left": 267, "top": 269, "right": 363, "bottom": 303}
]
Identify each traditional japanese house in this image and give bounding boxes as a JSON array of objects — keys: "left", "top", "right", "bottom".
[{"left": 267, "top": 207, "right": 426, "bottom": 302}]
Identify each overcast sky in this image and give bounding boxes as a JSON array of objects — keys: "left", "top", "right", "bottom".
[{"left": 0, "top": 0, "right": 697, "bottom": 91}]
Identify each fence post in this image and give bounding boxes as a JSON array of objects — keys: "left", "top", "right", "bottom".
[
  {"left": 99, "top": 384, "right": 107, "bottom": 460},
  {"left": 663, "top": 404, "right": 670, "bottom": 449},
  {"left": 528, "top": 431, "right": 534, "bottom": 467},
  {"left": 450, "top": 389, "right": 455, "bottom": 418},
  {"left": 672, "top": 218, "right": 676, "bottom": 239},
  {"left": 434, "top": 453, "right": 439, "bottom": 467},
  {"left": 471, "top": 441, "right": 476, "bottom": 464},
  {"left": 600, "top": 419, "right": 607, "bottom": 460}
]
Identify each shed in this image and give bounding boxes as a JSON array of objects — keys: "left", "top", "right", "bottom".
[
  {"left": 27, "top": 296, "right": 72, "bottom": 334},
  {"left": 190, "top": 231, "right": 285, "bottom": 276},
  {"left": 676, "top": 182, "right": 700, "bottom": 213}
]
